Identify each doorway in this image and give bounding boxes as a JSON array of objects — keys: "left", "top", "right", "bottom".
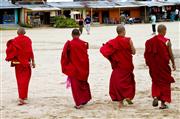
[{"left": 102, "top": 11, "right": 109, "bottom": 23}]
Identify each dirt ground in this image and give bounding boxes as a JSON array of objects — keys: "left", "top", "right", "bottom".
[{"left": 1, "top": 22, "right": 180, "bottom": 119}]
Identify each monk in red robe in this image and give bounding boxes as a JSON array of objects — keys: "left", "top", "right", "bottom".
[
  {"left": 100, "top": 25, "right": 136, "bottom": 108},
  {"left": 61, "top": 29, "right": 91, "bottom": 109},
  {"left": 5, "top": 27, "right": 35, "bottom": 105},
  {"left": 144, "top": 24, "right": 176, "bottom": 109}
]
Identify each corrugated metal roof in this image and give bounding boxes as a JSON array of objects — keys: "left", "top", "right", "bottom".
[
  {"left": 115, "top": 1, "right": 144, "bottom": 8},
  {"left": 2, "top": 0, "right": 176, "bottom": 10},
  {"left": 47, "top": 1, "right": 141, "bottom": 9},
  {"left": 86, "top": 1, "right": 119, "bottom": 8},
  {"left": 47, "top": 2, "right": 84, "bottom": 9},
  {"left": 162, "top": 0, "right": 180, "bottom": 5},
  {"left": 137, "top": 1, "right": 175, "bottom": 7},
  {"left": 18, "top": 4, "right": 60, "bottom": 11},
  {"left": 0, "top": 0, "right": 20, "bottom": 9},
  {"left": 48, "top": 1, "right": 177, "bottom": 9}
]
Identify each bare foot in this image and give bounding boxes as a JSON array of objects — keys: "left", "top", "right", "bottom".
[{"left": 118, "top": 101, "right": 123, "bottom": 108}]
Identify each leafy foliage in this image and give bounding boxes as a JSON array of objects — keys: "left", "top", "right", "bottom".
[{"left": 53, "top": 16, "right": 78, "bottom": 28}]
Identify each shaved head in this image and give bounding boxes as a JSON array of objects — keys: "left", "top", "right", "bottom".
[
  {"left": 17, "top": 27, "right": 26, "bottom": 35},
  {"left": 72, "top": 29, "right": 80, "bottom": 36},
  {"left": 157, "top": 24, "right": 166, "bottom": 35},
  {"left": 116, "top": 25, "right": 125, "bottom": 35}
]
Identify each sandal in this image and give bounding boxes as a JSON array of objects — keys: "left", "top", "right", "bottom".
[
  {"left": 74, "top": 105, "right": 82, "bottom": 109},
  {"left": 159, "top": 104, "right": 168, "bottom": 109},
  {"left": 18, "top": 99, "right": 27, "bottom": 106},
  {"left": 152, "top": 98, "right": 158, "bottom": 107},
  {"left": 118, "top": 101, "right": 123, "bottom": 108},
  {"left": 125, "top": 98, "right": 133, "bottom": 105}
]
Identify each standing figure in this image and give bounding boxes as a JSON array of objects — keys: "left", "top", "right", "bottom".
[
  {"left": 61, "top": 29, "right": 91, "bottom": 109},
  {"left": 175, "top": 8, "right": 179, "bottom": 21},
  {"left": 120, "top": 13, "right": 126, "bottom": 25},
  {"left": 100, "top": 25, "right": 136, "bottom": 108},
  {"left": 79, "top": 17, "right": 84, "bottom": 34},
  {"left": 144, "top": 24, "right": 176, "bottom": 109},
  {"left": 5, "top": 27, "right": 35, "bottom": 105},
  {"left": 151, "top": 14, "right": 156, "bottom": 35},
  {"left": 84, "top": 15, "right": 91, "bottom": 35}
]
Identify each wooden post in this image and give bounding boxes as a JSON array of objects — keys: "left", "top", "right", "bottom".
[
  {"left": 91, "top": 8, "right": 93, "bottom": 23},
  {"left": 145, "top": 6, "right": 147, "bottom": 23}
]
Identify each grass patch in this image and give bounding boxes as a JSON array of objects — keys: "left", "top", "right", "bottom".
[{"left": 0, "top": 27, "right": 17, "bottom": 30}]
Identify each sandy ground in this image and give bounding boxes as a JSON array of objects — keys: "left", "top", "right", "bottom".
[{"left": 0, "top": 22, "right": 180, "bottom": 119}]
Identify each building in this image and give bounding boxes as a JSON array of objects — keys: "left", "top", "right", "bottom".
[
  {"left": 85, "top": 1, "right": 144, "bottom": 24},
  {"left": 1, "top": 0, "right": 179, "bottom": 26},
  {"left": 0, "top": 0, "right": 20, "bottom": 24},
  {"left": 13, "top": 0, "right": 60, "bottom": 26}
]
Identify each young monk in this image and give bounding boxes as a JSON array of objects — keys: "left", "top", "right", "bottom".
[
  {"left": 5, "top": 27, "right": 35, "bottom": 105},
  {"left": 61, "top": 29, "right": 91, "bottom": 109},
  {"left": 144, "top": 24, "right": 176, "bottom": 109},
  {"left": 100, "top": 25, "right": 136, "bottom": 108}
]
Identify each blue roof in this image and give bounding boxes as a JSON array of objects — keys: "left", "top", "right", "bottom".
[{"left": 0, "top": 0, "right": 20, "bottom": 9}]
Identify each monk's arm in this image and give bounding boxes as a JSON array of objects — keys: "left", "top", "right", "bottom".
[
  {"left": 31, "top": 46, "right": 35, "bottom": 68},
  {"left": 129, "top": 39, "right": 136, "bottom": 55},
  {"left": 168, "top": 41, "right": 176, "bottom": 71},
  {"left": 100, "top": 44, "right": 114, "bottom": 60},
  {"left": 30, "top": 40, "right": 35, "bottom": 68},
  {"left": 31, "top": 57, "right": 35, "bottom": 68}
]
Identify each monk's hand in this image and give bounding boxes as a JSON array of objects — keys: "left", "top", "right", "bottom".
[
  {"left": 172, "top": 64, "right": 176, "bottom": 71},
  {"left": 32, "top": 62, "right": 36, "bottom": 68}
]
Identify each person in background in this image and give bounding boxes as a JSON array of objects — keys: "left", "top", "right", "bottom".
[
  {"left": 120, "top": 13, "right": 126, "bottom": 25},
  {"left": 79, "top": 16, "right": 84, "bottom": 34},
  {"left": 84, "top": 15, "right": 91, "bottom": 35},
  {"left": 175, "top": 8, "right": 179, "bottom": 21},
  {"left": 151, "top": 14, "right": 156, "bottom": 35}
]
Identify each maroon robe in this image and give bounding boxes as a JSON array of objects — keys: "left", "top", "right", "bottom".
[
  {"left": 100, "top": 36, "right": 135, "bottom": 101},
  {"left": 144, "top": 34, "right": 175, "bottom": 103},
  {"left": 5, "top": 35, "right": 34, "bottom": 99},
  {"left": 61, "top": 38, "right": 91, "bottom": 106}
]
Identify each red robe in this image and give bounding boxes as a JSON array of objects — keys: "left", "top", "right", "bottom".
[
  {"left": 144, "top": 34, "right": 175, "bottom": 103},
  {"left": 5, "top": 35, "right": 34, "bottom": 99},
  {"left": 61, "top": 38, "right": 91, "bottom": 106},
  {"left": 100, "top": 36, "right": 135, "bottom": 101}
]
